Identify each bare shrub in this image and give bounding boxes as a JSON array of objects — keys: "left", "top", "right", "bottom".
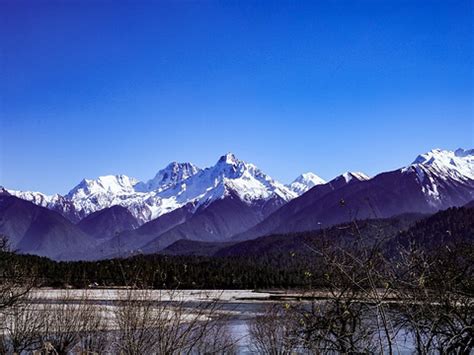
[
  {"left": 296, "top": 221, "right": 399, "bottom": 353},
  {"left": 296, "top": 297, "right": 378, "bottom": 354},
  {"left": 249, "top": 303, "right": 301, "bottom": 354},
  {"left": 113, "top": 289, "right": 236, "bottom": 354},
  {"left": 189, "top": 314, "right": 236, "bottom": 354},
  {"left": 394, "top": 241, "right": 474, "bottom": 354},
  {"left": 0, "top": 235, "right": 35, "bottom": 311},
  {"left": 292, "top": 215, "right": 473, "bottom": 354},
  {"left": 41, "top": 291, "right": 108, "bottom": 354},
  {"left": 0, "top": 297, "right": 45, "bottom": 354}
]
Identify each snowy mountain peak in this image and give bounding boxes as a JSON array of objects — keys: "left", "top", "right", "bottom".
[
  {"left": 157, "top": 154, "right": 297, "bottom": 210},
  {"left": 135, "top": 162, "right": 201, "bottom": 192},
  {"left": 215, "top": 153, "right": 244, "bottom": 167},
  {"left": 211, "top": 153, "right": 261, "bottom": 181},
  {"left": 218, "top": 152, "right": 239, "bottom": 165},
  {"left": 398, "top": 148, "right": 474, "bottom": 207},
  {"left": 338, "top": 171, "right": 370, "bottom": 183},
  {"left": 12, "top": 148, "right": 473, "bottom": 227},
  {"left": 413, "top": 148, "right": 474, "bottom": 165},
  {"left": 410, "top": 148, "right": 474, "bottom": 181},
  {"left": 67, "top": 174, "right": 138, "bottom": 199},
  {"left": 287, "top": 172, "right": 326, "bottom": 195}
]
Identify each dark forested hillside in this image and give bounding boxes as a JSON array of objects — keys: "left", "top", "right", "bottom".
[
  {"left": 393, "top": 206, "right": 474, "bottom": 249},
  {"left": 1, "top": 207, "right": 472, "bottom": 290}
]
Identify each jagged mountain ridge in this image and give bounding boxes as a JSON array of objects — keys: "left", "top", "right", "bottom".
[
  {"left": 3, "top": 148, "right": 474, "bottom": 260},
  {"left": 9, "top": 154, "right": 309, "bottom": 224},
  {"left": 76, "top": 148, "right": 474, "bottom": 258},
  {"left": 235, "top": 148, "right": 474, "bottom": 240}
]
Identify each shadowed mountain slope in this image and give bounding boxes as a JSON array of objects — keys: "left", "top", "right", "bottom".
[
  {"left": 77, "top": 205, "right": 140, "bottom": 239},
  {"left": 0, "top": 195, "right": 95, "bottom": 260}
]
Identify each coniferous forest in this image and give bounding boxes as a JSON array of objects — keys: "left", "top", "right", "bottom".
[{"left": 1, "top": 207, "right": 472, "bottom": 290}]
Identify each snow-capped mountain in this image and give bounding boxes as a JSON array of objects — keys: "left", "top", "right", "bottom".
[
  {"left": 8, "top": 190, "right": 82, "bottom": 222},
  {"left": 287, "top": 172, "right": 326, "bottom": 195},
  {"left": 402, "top": 148, "right": 474, "bottom": 207},
  {"left": 64, "top": 174, "right": 170, "bottom": 223},
  {"left": 8, "top": 149, "right": 473, "bottom": 226},
  {"left": 3, "top": 148, "right": 474, "bottom": 260},
  {"left": 79, "top": 153, "right": 300, "bottom": 257},
  {"left": 67, "top": 175, "right": 139, "bottom": 199},
  {"left": 408, "top": 148, "right": 474, "bottom": 182},
  {"left": 8, "top": 153, "right": 299, "bottom": 224},
  {"left": 158, "top": 153, "right": 297, "bottom": 208},
  {"left": 235, "top": 148, "right": 474, "bottom": 241},
  {"left": 134, "top": 162, "right": 201, "bottom": 192}
]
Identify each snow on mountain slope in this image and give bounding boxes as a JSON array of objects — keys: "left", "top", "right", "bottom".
[
  {"left": 67, "top": 175, "right": 139, "bottom": 199},
  {"left": 65, "top": 154, "right": 296, "bottom": 223},
  {"left": 134, "top": 162, "right": 201, "bottom": 192},
  {"left": 402, "top": 148, "right": 474, "bottom": 206},
  {"left": 66, "top": 179, "right": 176, "bottom": 224},
  {"left": 336, "top": 172, "right": 370, "bottom": 183},
  {"left": 8, "top": 190, "right": 81, "bottom": 222},
  {"left": 409, "top": 148, "right": 474, "bottom": 181},
  {"left": 152, "top": 153, "right": 297, "bottom": 210},
  {"left": 287, "top": 172, "right": 326, "bottom": 195},
  {"left": 8, "top": 149, "right": 472, "bottom": 228},
  {"left": 64, "top": 174, "right": 157, "bottom": 222},
  {"left": 7, "top": 154, "right": 298, "bottom": 224},
  {"left": 9, "top": 190, "right": 55, "bottom": 207}
]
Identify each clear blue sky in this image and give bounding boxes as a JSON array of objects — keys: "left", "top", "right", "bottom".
[{"left": 1, "top": 0, "right": 472, "bottom": 194}]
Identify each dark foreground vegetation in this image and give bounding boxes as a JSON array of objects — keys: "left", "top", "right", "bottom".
[{"left": 0, "top": 207, "right": 473, "bottom": 353}]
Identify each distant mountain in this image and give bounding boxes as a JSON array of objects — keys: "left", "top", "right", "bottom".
[
  {"left": 8, "top": 153, "right": 298, "bottom": 225},
  {"left": 3, "top": 148, "right": 473, "bottom": 260},
  {"left": 7, "top": 190, "right": 82, "bottom": 222},
  {"left": 160, "top": 212, "right": 424, "bottom": 258},
  {"left": 89, "top": 203, "right": 195, "bottom": 259},
  {"left": 287, "top": 172, "right": 326, "bottom": 195},
  {"left": 0, "top": 195, "right": 95, "bottom": 260},
  {"left": 64, "top": 174, "right": 162, "bottom": 223},
  {"left": 234, "top": 171, "right": 370, "bottom": 240},
  {"left": 153, "top": 153, "right": 296, "bottom": 205},
  {"left": 97, "top": 155, "right": 298, "bottom": 255},
  {"left": 392, "top": 206, "right": 474, "bottom": 250},
  {"left": 235, "top": 149, "right": 474, "bottom": 240},
  {"left": 134, "top": 162, "right": 201, "bottom": 192},
  {"left": 161, "top": 207, "right": 469, "bottom": 261},
  {"left": 77, "top": 205, "right": 140, "bottom": 240},
  {"left": 141, "top": 190, "right": 281, "bottom": 252}
]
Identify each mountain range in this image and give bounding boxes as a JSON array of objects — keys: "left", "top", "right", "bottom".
[{"left": 1, "top": 148, "right": 473, "bottom": 260}]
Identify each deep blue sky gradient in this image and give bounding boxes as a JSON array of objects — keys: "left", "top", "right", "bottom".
[{"left": 1, "top": 0, "right": 473, "bottom": 194}]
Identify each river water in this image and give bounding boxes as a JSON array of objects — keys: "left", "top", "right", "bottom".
[{"left": 25, "top": 289, "right": 416, "bottom": 354}]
